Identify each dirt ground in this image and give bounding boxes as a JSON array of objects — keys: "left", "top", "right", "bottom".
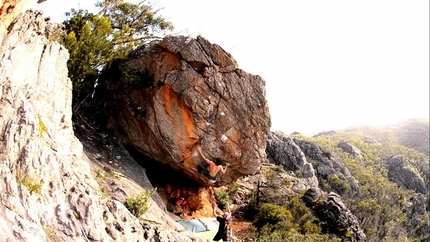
[{"left": 230, "top": 219, "right": 254, "bottom": 241}]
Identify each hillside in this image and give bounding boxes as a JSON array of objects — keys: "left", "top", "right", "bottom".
[{"left": 301, "top": 122, "right": 429, "bottom": 241}]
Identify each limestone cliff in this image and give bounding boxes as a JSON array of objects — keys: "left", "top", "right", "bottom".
[{"left": 0, "top": 9, "right": 203, "bottom": 242}]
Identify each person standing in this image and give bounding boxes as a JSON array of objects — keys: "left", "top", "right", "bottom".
[{"left": 212, "top": 202, "right": 233, "bottom": 241}]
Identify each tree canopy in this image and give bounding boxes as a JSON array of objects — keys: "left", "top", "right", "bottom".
[{"left": 62, "top": 0, "right": 173, "bottom": 100}]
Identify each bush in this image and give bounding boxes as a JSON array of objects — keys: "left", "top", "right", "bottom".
[
  {"left": 326, "top": 174, "right": 350, "bottom": 195},
  {"left": 18, "top": 174, "right": 42, "bottom": 195},
  {"left": 228, "top": 183, "right": 240, "bottom": 197},
  {"left": 126, "top": 188, "right": 156, "bottom": 218},
  {"left": 254, "top": 203, "right": 292, "bottom": 229},
  {"left": 214, "top": 188, "right": 232, "bottom": 210}
]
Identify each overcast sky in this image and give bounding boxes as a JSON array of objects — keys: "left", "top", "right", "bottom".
[{"left": 32, "top": 0, "right": 429, "bottom": 135}]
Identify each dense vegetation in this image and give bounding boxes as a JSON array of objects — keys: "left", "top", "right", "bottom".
[{"left": 299, "top": 128, "right": 427, "bottom": 241}]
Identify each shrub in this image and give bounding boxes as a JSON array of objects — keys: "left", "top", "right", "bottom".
[
  {"left": 228, "top": 182, "right": 240, "bottom": 197},
  {"left": 326, "top": 174, "right": 350, "bottom": 195},
  {"left": 214, "top": 188, "right": 232, "bottom": 210},
  {"left": 18, "top": 174, "right": 42, "bottom": 195},
  {"left": 254, "top": 203, "right": 292, "bottom": 229},
  {"left": 126, "top": 188, "right": 156, "bottom": 218}
]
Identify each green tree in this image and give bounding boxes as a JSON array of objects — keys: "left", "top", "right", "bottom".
[
  {"left": 96, "top": 0, "right": 173, "bottom": 37},
  {"left": 62, "top": 0, "right": 173, "bottom": 100},
  {"left": 63, "top": 11, "right": 115, "bottom": 94},
  {"left": 126, "top": 188, "right": 156, "bottom": 218}
]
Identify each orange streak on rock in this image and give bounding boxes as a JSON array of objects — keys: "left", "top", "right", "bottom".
[
  {"left": 161, "top": 85, "right": 198, "bottom": 160},
  {"left": 162, "top": 85, "right": 173, "bottom": 119}
]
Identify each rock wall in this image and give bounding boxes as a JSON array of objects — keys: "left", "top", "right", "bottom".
[
  {"left": 266, "top": 132, "right": 316, "bottom": 179},
  {"left": 293, "top": 139, "right": 361, "bottom": 193},
  {"left": 0, "top": 10, "right": 200, "bottom": 242},
  {"left": 313, "top": 192, "right": 367, "bottom": 241},
  {"left": 265, "top": 133, "right": 366, "bottom": 240}
]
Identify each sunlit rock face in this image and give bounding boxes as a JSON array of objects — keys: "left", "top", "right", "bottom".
[
  {"left": 0, "top": 10, "right": 204, "bottom": 242},
  {"left": 293, "top": 139, "right": 361, "bottom": 193},
  {"left": 100, "top": 35, "right": 271, "bottom": 186},
  {"left": 0, "top": 0, "right": 40, "bottom": 33},
  {"left": 266, "top": 132, "right": 317, "bottom": 179}
]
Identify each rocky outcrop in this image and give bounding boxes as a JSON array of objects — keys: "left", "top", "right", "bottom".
[
  {"left": 302, "top": 187, "right": 323, "bottom": 207},
  {"left": 313, "top": 192, "right": 367, "bottom": 241},
  {"left": 405, "top": 193, "right": 430, "bottom": 240},
  {"left": 337, "top": 141, "right": 362, "bottom": 158},
  {"left": 293, "top": 139, "right": 361, "bottom": 194},
  {"left": 0, "top": 10, "right": 202, "bottom": 242},
  {"left": 304, "top": 188, "right": 367, "bottom": 241},
  {"left": 265, "top": 131, "right": 318, "bottom": 193},
  {"left": 99, "top": 35, "right": 271, "bottom": 186},
  {"left": 266, "top": 132, "right": 316, "bottom": 179},
  {"left": 313, "top": 130, "right": 336, "bottom": 137},
  {"left": 386, "top": 155, "right": 427, "bottom": 194}
]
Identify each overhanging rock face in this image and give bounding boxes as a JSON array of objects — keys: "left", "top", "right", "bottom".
[{"left": 101, "top": 35, "right": 271, "bottom": 186}]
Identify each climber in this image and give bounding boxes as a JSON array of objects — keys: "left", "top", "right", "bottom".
[
  {"left": 212, "top": 202, "right": 233, "bottom": 241},
  {"left": 196, "top": 145, "right": 229, "bottom": 183}
]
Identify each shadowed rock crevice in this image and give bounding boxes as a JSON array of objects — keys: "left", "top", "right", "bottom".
[
  {"left": 124, "top": 143, "right": 217, "bottom": 218},
  {"left": 125, "top": 145, "right": 200, "bottom": 187}
]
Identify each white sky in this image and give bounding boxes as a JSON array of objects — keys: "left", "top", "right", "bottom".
[{"left": 32, "top": 0, "right": 429, "bottom": 135}]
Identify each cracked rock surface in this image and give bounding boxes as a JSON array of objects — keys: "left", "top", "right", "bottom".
[
  {"left": 0, "top": 10, "right": 203, "bottom": 242},
  {"left": 99, "top": 35, "right": 271, "bottom": 186}
]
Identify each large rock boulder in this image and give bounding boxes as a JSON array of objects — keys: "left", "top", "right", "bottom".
[
  {"left": 303, "top": 188, "right": 367, "bottom": 241},
  {"left": 386, "top": 155, "right": 427, "bottom": 194},
  {"left": 302, "top": 187, "right": 323, "bottom": 207},
  {"left": 99, "top": 35, "right": 271, "bottom": 186},
  {"left": 337, "top": 140, "right": 362, "bottom": 158}
]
